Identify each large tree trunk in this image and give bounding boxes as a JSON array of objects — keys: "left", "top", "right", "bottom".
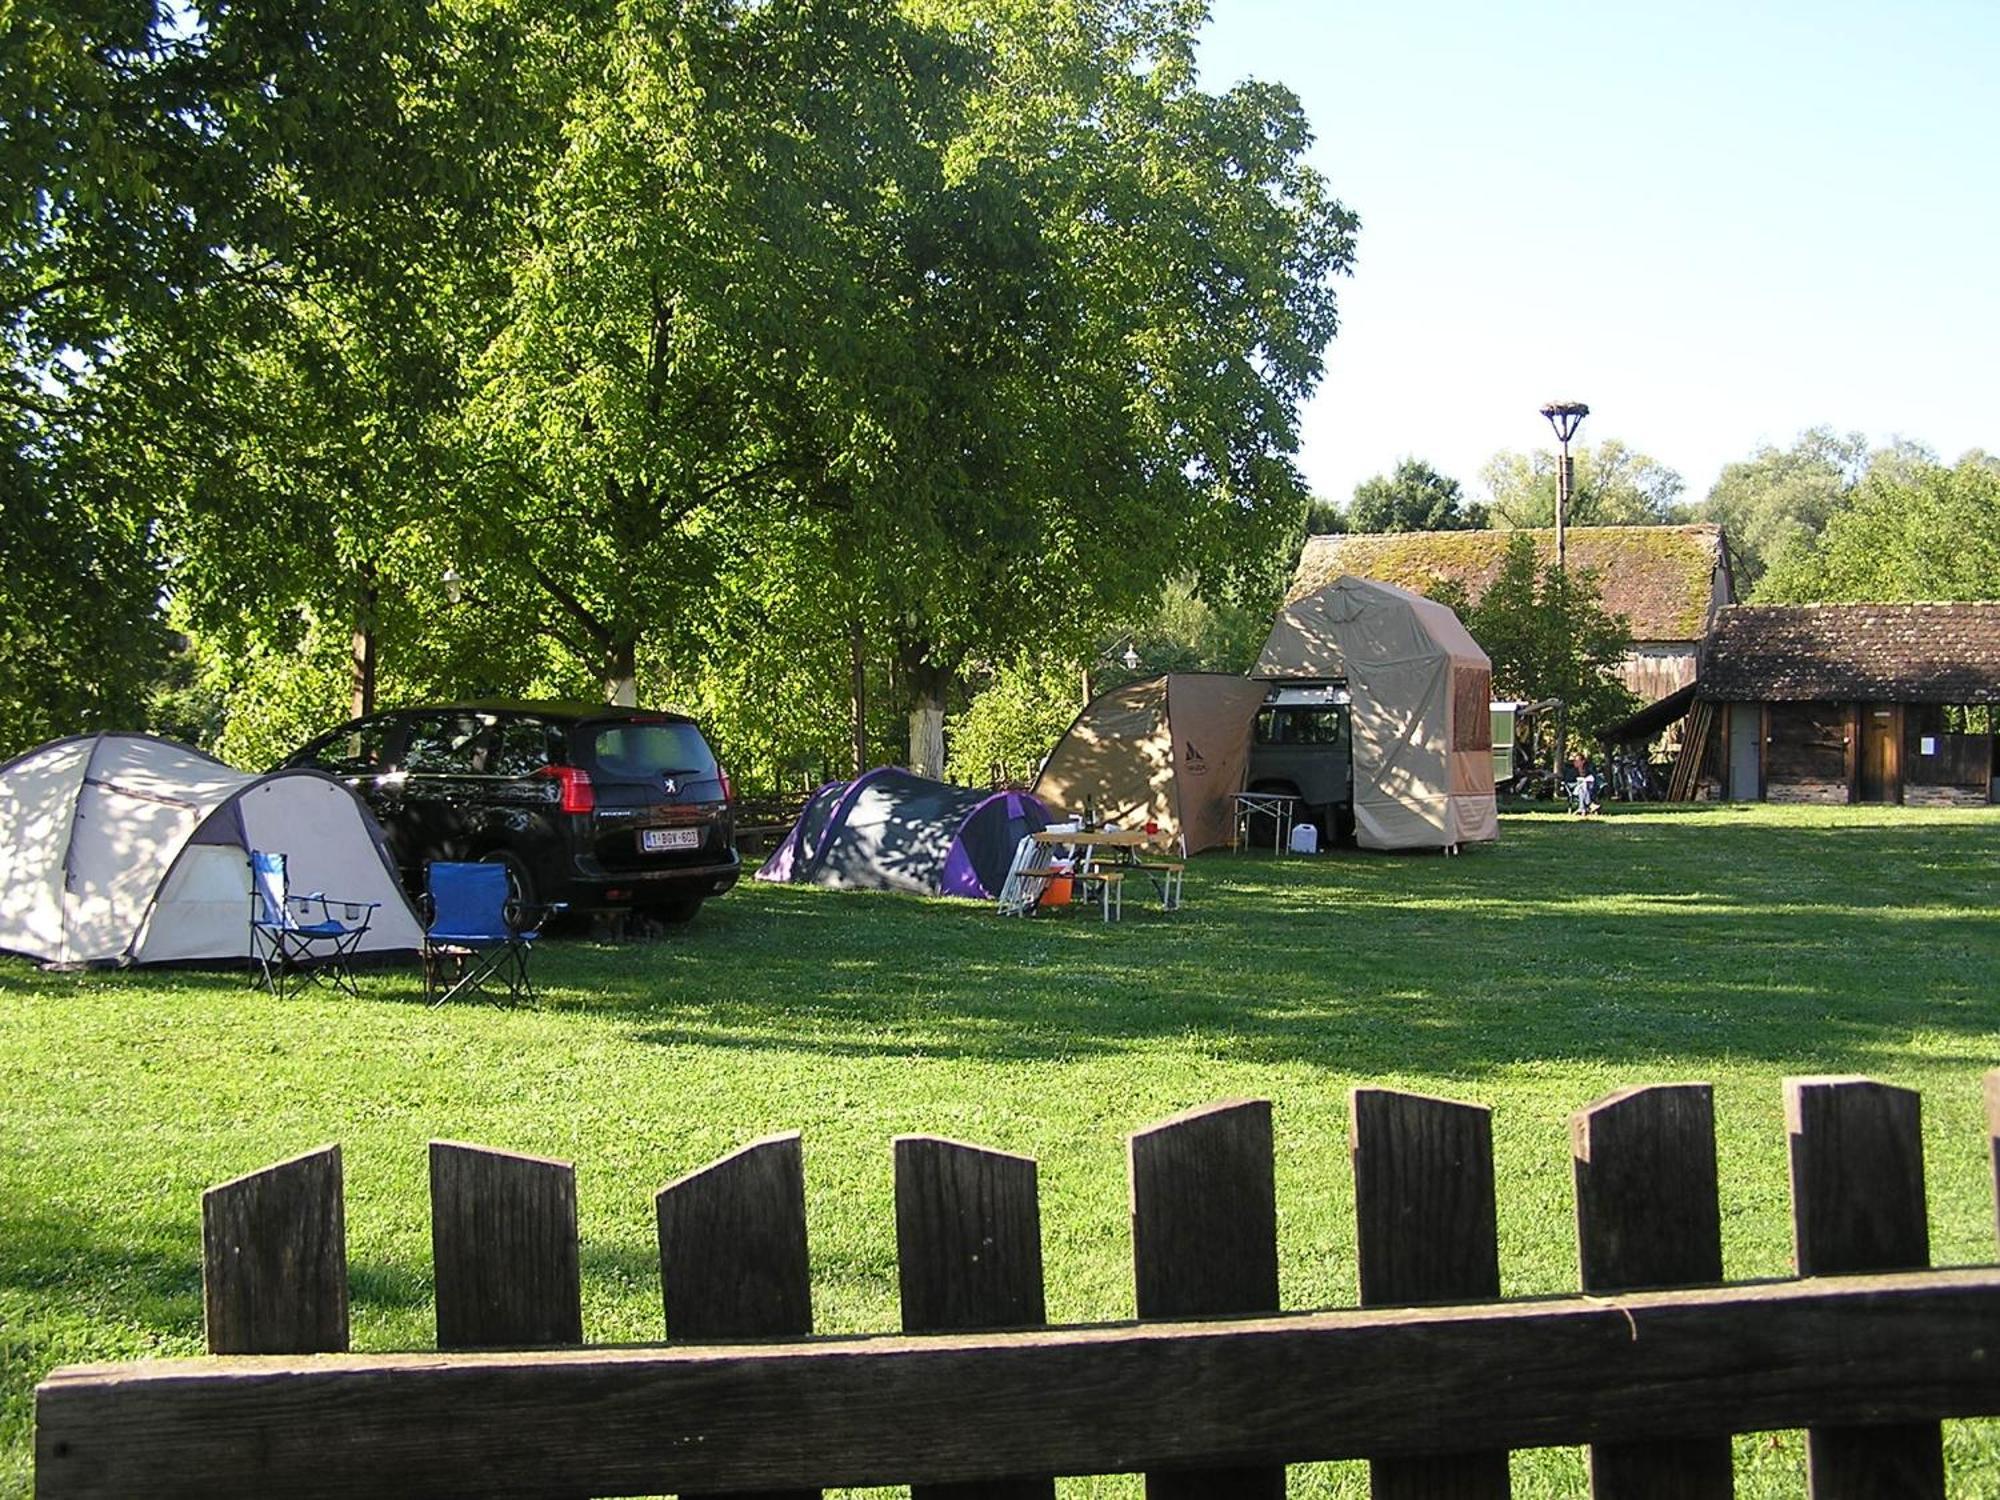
[
  {"left": 900, "top": 654, "right": 953, "bottom": 779},
  {"left": 907, "top": 702, "right": 945, "bottom": 779},
  {"left": 349, "top": 564, "right": 378, "bottom": 721},
  {"left": 606, "top": 639, "right": 638, "bottom": 707},
  {"left": 850, "top": 624, "right": 868, "bottom": 778}
]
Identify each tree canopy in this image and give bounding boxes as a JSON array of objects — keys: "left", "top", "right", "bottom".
[
  {"left": 1695, "top": 427, "right": 1868, "bottom": 590},
  {"left": 1, "top": 0, "right": 1357, "bottom": 778},
  {"left": 1481, "top": 440, "right": 1687, "bottom": 529},
  {"left": 1347, "top": 458, "right": 1486, "bottom": 532},
  {"left": 1757, "top": 453, "right": 2000, "bottom": 604}
]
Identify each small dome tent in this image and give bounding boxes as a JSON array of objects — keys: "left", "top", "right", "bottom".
[
  {"left": 756, "top": 768, "right": 1051, "bottom": 899},
  {"left": 1256, "top": 575, "right": 1497, "bottom": 850},
  {"left": 0, "top": 733, "right": 423, "bottom": 967},
  {"left": 1032, "top": 674, "right": 1268, "bottom": 855}
]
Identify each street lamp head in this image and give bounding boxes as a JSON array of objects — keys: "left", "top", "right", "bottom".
[
  {"left": 1121, "top": 644, "right": 1141, "bottom": 672},
  {"left": 441, "top": 567, "right": 463, "bottom": 606},
  {"left": 1539, "top": 400, "right": 1590, "bottom": 445}
]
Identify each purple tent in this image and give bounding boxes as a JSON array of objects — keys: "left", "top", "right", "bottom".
[{"left": 756, "top": 767, "right": 1051, "bottom": 900}]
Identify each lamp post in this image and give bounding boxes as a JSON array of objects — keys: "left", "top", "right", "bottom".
[{"left": 1539, "top": 400, "right": 1589, "bottom": 572}]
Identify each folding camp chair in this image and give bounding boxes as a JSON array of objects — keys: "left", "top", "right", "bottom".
[
  {"left": 423, "top": 861, "right": 561, "bottom": 1006},
  {"left": 249, "top": 850, "right": 379, "bottom": 999},
  {"left": 996, "top": 834, "right": 1050, "bottom": 917}
]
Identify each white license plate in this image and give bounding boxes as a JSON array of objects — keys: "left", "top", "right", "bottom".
[{"left": 643, "top": 828, "right": 702, "bottom": 852}]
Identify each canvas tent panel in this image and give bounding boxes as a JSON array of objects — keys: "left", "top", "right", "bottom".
[
  {"left": 146, "top": 774, "right": 424, "bottom": 959},
  {"left": 1034, "top": 679, "right": 1175, "bottom": 839},
  {"left": 1034, "top": 675, "right": 1260, "bottom": 856},
  {"left": 0, "top": 739, "right": 92, "bottom": 962},
  {"left": 132, "top": 843, "right": 254, "bottom": 963},
  {"left": 1254, "top": 575, "right": 1497, "bottom": 852},
  {"left": 66, "top": 753, "right": 237, "bottom": 964},
  {"left": 1164, "top": 676, "right": 1267, "bottom": 855}
]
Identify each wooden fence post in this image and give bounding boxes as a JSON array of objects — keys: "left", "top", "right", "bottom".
[
  {"left": 1786, "top": 1077, "right": 1943, "bottom": 1498},
  {"left": 1985, "top": 1069, "right": 2000, "bottom": 1251},
  {"left": 1129, "top": 1099, "right": 1284, "bottom": 1500},
  {"left": 895, "top": 1135, "right": 1053, "bottom": 1500},
  {"left": 1350, "top": 1087, "right": 1511, "bottom": 1499},
  {"left": 429, "top": 1141, "right": 582, "bottom": 1349},
  {"left": 1572, "top": 1083, "right": 1732, "bottom": 1498},
  {"left": 657, "top": 1131, "right": 817, "bottom": 1500},
  {"left": 201, "top": 1144, "right": 349, "bottom": 1355}
]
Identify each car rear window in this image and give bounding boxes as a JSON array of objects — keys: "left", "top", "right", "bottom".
[{"left": 588, "top": 721, "right": 718, "bottom": 779}]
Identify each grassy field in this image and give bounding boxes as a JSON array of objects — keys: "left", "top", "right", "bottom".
[{"left": 4, "top": 801, "right": 1998, "bottom": 1496}]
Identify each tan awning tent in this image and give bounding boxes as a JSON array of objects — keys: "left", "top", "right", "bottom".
[
  {"left": 1032, "top": 674, "right": 1267, "bottom": 855},
  {"left": 1256, "top": 575, "right": 1498, "bottom": 850}
]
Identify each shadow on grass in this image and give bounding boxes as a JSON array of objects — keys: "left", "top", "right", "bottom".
[{"left": 512, "top": 812, "right": 2000, "bottom": 1080}]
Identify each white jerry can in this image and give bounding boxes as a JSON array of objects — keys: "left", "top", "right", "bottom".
[{"left": 1288, "top": 822, "right": 1319, "bottom": 855}]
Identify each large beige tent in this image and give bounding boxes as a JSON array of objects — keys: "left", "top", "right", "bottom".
[
  {"left": 1033, "top": 674, "right": 1267, "bottom": 855},
  {"left": 1257, "top": 575, "right": 1498, "bottom": 850},
  {"left": 0, "top": 733, "right": 422, "bottom": 967}
]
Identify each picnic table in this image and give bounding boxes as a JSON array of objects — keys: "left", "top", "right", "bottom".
[{"left": 1000, "top": 828, "right": 1185, "bottom": 922}]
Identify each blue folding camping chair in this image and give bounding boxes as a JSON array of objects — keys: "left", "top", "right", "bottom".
[
  {"left": 423, "top": 861, "right": 562, "bottom": 1006},
  {"left": 249, "top": 850, "right": 380, "bottom": 999}
]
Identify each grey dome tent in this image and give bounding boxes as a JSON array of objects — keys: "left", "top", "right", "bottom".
[
  {"left": 0, "top": 733, "right": 423, "bottom": 967},
  {"left": 755, "top": 767, "right": 1051, "bottom": 899},
  {"left": 1256, "top": 575, "right": 1498, "bottom": 850}
]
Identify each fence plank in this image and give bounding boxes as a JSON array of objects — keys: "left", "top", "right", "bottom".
[
  {"left": 429, "top": 1141, "right": 582, "bottom": 1350},
  {"left": 1571, "top": 1083, "right": 1731, "bottom": 1499},
  {"left": 1986, "top": 1068, "right": 2000, "bottom": 1251},
  {"left": 36, "top": 1269, "right": 2000, "bottom": 1500},
  {"left": 1129, "top": 1098, "right": 1283, "bottom": 1500},
  {"left": 896, "top": 1135, "right": 1053, "bottom": 1500},
  {"left": 201, "top": 1144, "right": 349, "bottom": 1355},
  {"left": 657, "top": 1131, "right": 815, "bottom": 1500},
  {"left": 1351, "top": 1087, "right": 1510, "bottom": 1499},
  {"left": 1786, "top": 1076, "right": 1943, "bottom": 1499}
]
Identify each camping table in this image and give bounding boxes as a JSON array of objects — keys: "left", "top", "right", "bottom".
[
  {"left": 1026, "top": 828, "right": 1172, "bottom": 921},
  {"left": 1230, "top": 791, "right": 1297, "bottom": 854}
]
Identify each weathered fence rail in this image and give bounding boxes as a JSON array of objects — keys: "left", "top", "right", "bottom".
[{"left": 34, "top": 1073, "right": 2000, "bottom": 1499}]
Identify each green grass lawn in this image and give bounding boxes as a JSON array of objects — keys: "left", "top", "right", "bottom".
[{"left": 4, "top": 802, "right": 1999, "bottom": 1496}]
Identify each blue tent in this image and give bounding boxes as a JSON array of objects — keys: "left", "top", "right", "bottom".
[{"left": 755, "top": 768, "right": 1051, "bottom": 900}]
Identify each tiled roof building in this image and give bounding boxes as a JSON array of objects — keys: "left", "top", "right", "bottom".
[
  {"left": 1695, "top": 602, "right": 2000, "bottom": 807},
  {"left": 1699, "top": 603, "right": 2000, "bottom": 704}
]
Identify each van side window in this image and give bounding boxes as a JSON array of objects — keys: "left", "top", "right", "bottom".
[
  {"left": 489, "top": 719, "right": 556, "bottom": 778},
  {"left": 402, "top": 714, "right": 495, "bottom": 774},
  {"left": 300, "top": 719, "right": 398, "bottom": 776}
]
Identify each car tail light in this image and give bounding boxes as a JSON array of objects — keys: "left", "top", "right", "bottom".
[
  {"left": 720, "top": 767, "right": 735, "bottom": 802},
  {"left": 538, "top": 764, "right": 595, "bottom": 813}
]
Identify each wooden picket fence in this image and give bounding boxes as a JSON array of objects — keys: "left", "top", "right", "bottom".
[{"left": 33, "top": 1073, "right": 2000, "bottom": 1498}]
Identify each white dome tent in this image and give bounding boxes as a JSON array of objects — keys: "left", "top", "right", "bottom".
[{"left": 0, "top": 733, "right": 422, "bottom": 968}]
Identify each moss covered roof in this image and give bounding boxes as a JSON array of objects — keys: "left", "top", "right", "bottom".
[{"left": 1289, "top": 525, "right": 1730, "bottom": 641}]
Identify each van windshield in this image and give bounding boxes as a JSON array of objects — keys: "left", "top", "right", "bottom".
[{"left": 589, "top": 721, "right": 718, "bottom": 779}]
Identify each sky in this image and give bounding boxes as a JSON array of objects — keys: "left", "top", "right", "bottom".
[{"left": 1193, "top": 0, "right": 2000, "bottom": 511}]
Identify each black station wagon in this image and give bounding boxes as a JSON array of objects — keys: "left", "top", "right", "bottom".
[{"left": 283, "top": 702, "right": 739, "bottom": 922}]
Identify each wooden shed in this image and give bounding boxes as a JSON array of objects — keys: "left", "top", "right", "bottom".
[{"left": 1695, "top": 603, "right": 2000, "bottom": 806}]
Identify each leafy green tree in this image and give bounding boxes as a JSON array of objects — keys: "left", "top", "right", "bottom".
[
  {"left": 1348, "top": 459, "right": 1486, "bottom": 532},
  {"left": 1482, "top": 440, "right": 1686, "bottom": 529},
  {"left": 1429, "top": 534, "right": 1636, "bottom": 745},
  {"left": 1758, "top": 454, "right": 2000, "bottom": 603},
  {"left": 1303, "top": 497, "right": 1348, "bottom": 535},
  {"left": 1697, "top": 428, "right": 1868, "bottom": 590}
]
